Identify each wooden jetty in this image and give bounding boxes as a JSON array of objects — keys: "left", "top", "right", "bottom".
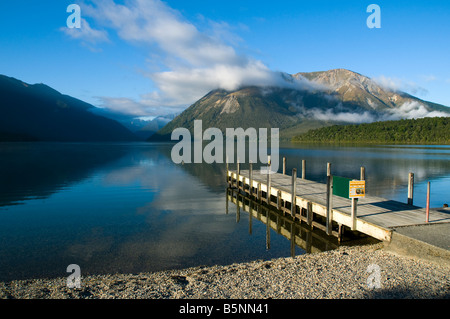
[{"left": 226, "top": 160, "right": 450, "bottom": 242}]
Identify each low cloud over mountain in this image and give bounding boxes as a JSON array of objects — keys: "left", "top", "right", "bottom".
[{"left": 151, "top": 69, "right": 450, "bottom": 141}]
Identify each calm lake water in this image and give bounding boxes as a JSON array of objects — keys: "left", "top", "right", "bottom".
[{"left": 0, "top": 142, "right": 449, "bottom": 282}]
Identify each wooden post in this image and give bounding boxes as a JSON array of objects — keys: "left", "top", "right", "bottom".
[
  {"left": 350, "top": 167, "right": 364, "bottom": 231},
  {"left": 302, "top": 160, "right": 306, "bottom": 180},
  {"left": 249, "top": 161, "right": 253, "bottom": 197},
  {"left": 307, "top": 201, "right": 313, "bottom": 226},
  {"left": 283, "top": 157, "right": 286, "bottom": 175},
  {"left": 266, "top": 210, "right": 270, "bottom": 250},
  {"left": 326, "top": 174, "right": 333, "bottom": 236},
  {"left": 277, "top": 190, "right": 281, "bottom": 210},
  {"left": 408, "top": 172, "right": 414, "bottom": 205},
  {"left": 426, "top": 182, "right": 430, "bottom": 223},
  {"left": 266, "top": 156, "right": 271, "bottom": 203},
  {"left": 351, "top": 197, "right": 357, "bottom": 231},
  {"left": 257, "top": 182, "right": 261, "bottom": 202},
  {"left": 291, "top": 168, "right": 297, "bottom": 217},
  {"left": 226, "top": 158, "right": 229, "bottom": 184},
  {"left": 325, "top": 162, "right": 333, "bottom": 235},
  {"left": 338, "top": 224, "right": 344, "bottom": 243}
]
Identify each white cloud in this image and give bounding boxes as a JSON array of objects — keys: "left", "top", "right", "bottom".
[
  {"left": 382, "top": 101, "right": 450, "bottom": 120},
  {"left": 64, "top": 0, "right": 320, "bottom": 116},
  {"left": 61, "top": 18, "right": 109, "bottom": 45},
  {"left": 303, "top": 101, "right": 449, "bottom": 124},
  {"left": 373, "top": 75, "right": 428, "bottom": 96},
  {"left": 306, "top": 108, "right": 377, "bottom": 123}
]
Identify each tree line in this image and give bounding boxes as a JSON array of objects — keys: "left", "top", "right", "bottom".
[{"left": 292, "top": 117, "right": 450, "bottom": 144}]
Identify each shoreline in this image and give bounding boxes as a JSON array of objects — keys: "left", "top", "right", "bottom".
[{"left": 1, "top": 243, "right": 449, "bottom": 299}]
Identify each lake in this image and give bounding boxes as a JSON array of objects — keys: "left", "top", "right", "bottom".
[{"left": 0, "top": 142, "right": 449, "bottom": 282}]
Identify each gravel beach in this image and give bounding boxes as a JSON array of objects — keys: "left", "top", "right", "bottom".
[{"left": 1, "top": 243, "right": 449, "bottom": 299}]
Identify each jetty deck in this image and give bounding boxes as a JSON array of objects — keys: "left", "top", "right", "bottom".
[{"left": 227, "top": 167, "right": 450, "bottom": 242}]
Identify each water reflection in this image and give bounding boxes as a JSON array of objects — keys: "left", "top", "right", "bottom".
[
  {"left": 0, "top": 142, "right": 448, "bottom": 282},
  {"left": 0, "top": 143, "right": 303, "bottom": 281},
  {"left": 227, "top": 187, "right": 340, "bottom": 255}
]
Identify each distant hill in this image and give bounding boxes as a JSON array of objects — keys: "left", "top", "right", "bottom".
[
  {"left": 135, "top": 113, "right": 179, "bottom": 140},
  {"left": 0, "top": 75, "right": 138, "bottom": 142},
  {"left": 292, "top": 117, "right": 450, "bottom": 144},
  {"left": 149, "top": 69, "right": 450, "bottom": 141}
]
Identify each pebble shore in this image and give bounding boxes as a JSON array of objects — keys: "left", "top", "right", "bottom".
[{"left": 1, "top": 243, "right": 449, "bottom": 299}]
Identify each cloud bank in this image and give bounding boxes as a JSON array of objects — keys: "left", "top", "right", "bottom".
[
  {"left": 305, "top": 101, "right": 449, "bottom": 124},
  {"left": 63, "top": 1, "right": 449, "bottom": 123},
  {"left": 373, "top": 75, "right": 429, "bottom": 97},
  {"left": 64, "top": 0, "right": 316, "bottom": 117},
  {"left": 383, "top": 101, "right": 450, "bottom": 120}
]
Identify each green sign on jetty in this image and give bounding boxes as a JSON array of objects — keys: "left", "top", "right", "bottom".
[{"left": 333, "top": 176, "right": 353, "bottom": 199}]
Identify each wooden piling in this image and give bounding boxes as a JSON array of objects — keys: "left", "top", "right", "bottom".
[
  {"left": 257, "top": 182, "right": 261, "bottom": 202},
  {"left": 249, "top": 162, "right": 253, "bottom": 197},
  {"left": 307, "top": 201, "right": 313, "bottom": 226},
  {"left": 291, "top": 168, "right": 297, "bottom": 217},
  {"left": 266, "top": 156, "right": 271, "bottom": 203},
  {"left": 326, "top": 174, "right": 333, "bottom": 236},
  {"left": 351, "top": 197, "right": 357, "bottom": 231},
  {"left": 302, "top": 160, "right": 306, "bottom": 180},
  {"left": 408, "top": 172, "right": 414, "bottom": 205},
  {"left": 226, "top": 158, "right": 229, "bottom": 184},
  {"left": 277, "top": 190, "right": 281, "bottom": 210},
  {"left": 283, "top": 157, "right": 286, "bottom": 175},
  {"left": 426, "top": 181, "right": 430, "bottom": 223},
  {"left": 266, "top": 210, "right": 270, "bottom": 250},
  {"left": 338, "top": 224, "right": 344, "bottom": 243}
]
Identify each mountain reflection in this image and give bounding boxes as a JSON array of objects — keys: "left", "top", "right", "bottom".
[{"left": 0, "top": 142, "right": 448, "bottom": 281}]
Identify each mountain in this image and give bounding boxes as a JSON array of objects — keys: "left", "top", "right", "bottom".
[
  {"left": 0, "top": 75, "right": 138, "bottom": 142},
  {"left": 294, "top": 69, "right": 450, "bottom": 115},
  {"left": 150, "top": 69, "right": 450, "bottom": 141},
  {"left": 135, "top": 113, "right": 179, "bottom": 140}
]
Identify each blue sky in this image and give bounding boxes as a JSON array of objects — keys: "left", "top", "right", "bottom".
[{"left": 1, "top": 0, "right": 449, "bottom": 119}]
